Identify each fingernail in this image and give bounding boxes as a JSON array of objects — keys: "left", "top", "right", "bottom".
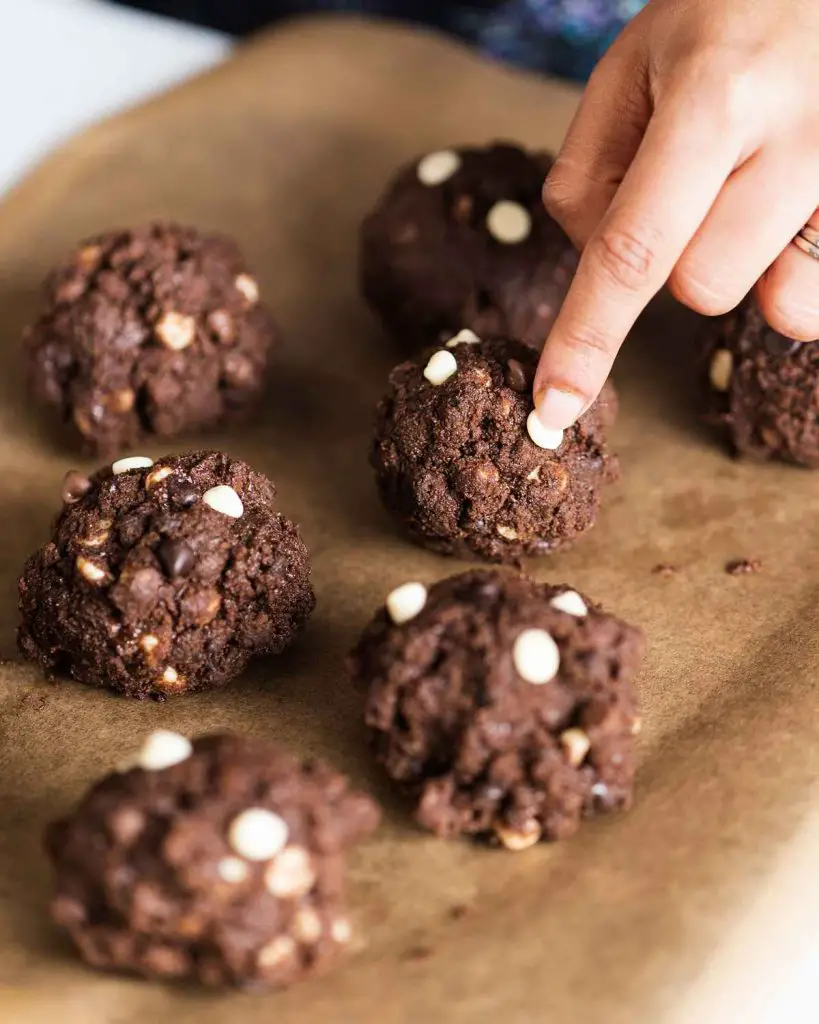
[{"left": 534, "top": 387, "right": 586, "bottom": 431}]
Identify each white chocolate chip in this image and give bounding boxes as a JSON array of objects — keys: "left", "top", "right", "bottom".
[
  {"left": 549, "top": 590, "right": 588, "bottom": 618},
  {"left": 137, "top": 730, "right": 192, "bottom": 771},
  {"left": 112, "top": 456, "right": 154, "bottom": 476},
  {"left": 161, "top": 666, "right": 181, "bottom": 688},
  {"left": 445, "top": 328, "right": 481, "bottom": 348},
  {"left": 512, "top": 628, "right": 560, "bottom": 685},
  {"left": 235, "top": 273, "right": 260, "bottom": 306},
  {"left": 560, "top": 728, "right": 591, "bottom": 767},
  {"left": 139, "top": 634, "right": 159, "bottom": 658},
  {"left": 526, "top": 410, "right": 563, "bottom": 451},
  {"left": 330, "top": 917, "right": 352, "bottom": 945},
  {"left": 78, "top": 244, "right": 102, "bottom": 269},
  {"left": 591, "top": 782, "right": 610, "bottom": 800},
  {"left": 145, "top": 466, "right": 173, "bottom": 490},
  {"left": 77, "top": 519, "right": 112, "bottom": 548},
  {"left": 257, "top": 935, "right": 296, "bottom": 969},
  {"left": 155, "top": 311, "right": 196, "bottom": 351},
  {"left": 386, "top": 582, "right": 427, "bottom": 625},
  {"left": 228, "top": 808, "right": 289, "bottom": 862},
  {"left": 292, "top": 908, "right": 323, "bottom": 945},
  {"left": 486, "top": 200, "right": 532, "bottom": 245},
  {"left": 495, "top": 820, "right": 541, "bottom": 851},
  {"left": 75, "top": 555, "right": 108, "bottom": 584},
  {"left": 265, "top": 846, "right": 316, "bottom": 899},
  {"left": 108, "top": 388, "right": 135, "bottom": 413},
  {"left": 202, "top": 485, "right": 243, "bottom": 518},
  {"left": 496, "top": 525, "right": 518, "bottom": 541},
  {"left": 423, "top": 349, "right": 458, "bottom": 386},
  {"left": 709, "top": 349, "right": 733, "bottom": 392},
  {"left": 526, "top": 466, "right": 541, "bottom": 482},
  {"left": 417, "top": 149, "right": 461, "bottom": 186},
  {"left": 217, "top": 856, "right": 250, "bottom": 884}
]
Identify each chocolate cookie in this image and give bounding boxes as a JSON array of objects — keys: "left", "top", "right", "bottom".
[
  {"left": 46, "top": 731, "right": 380, "bottom": 988},
  {"left": 703, "top": 299, "right": 819, "bottom": 465},
  {"left": 18, "top": 450, "right": 315, "bottom": 698},
  {"left": 371, "top": 335, "right": 618, "bottom": 563},
  {"left": 25, "top": 223, "right": 277, "bottom": 456},
  {"left": 360, "top": 142, "right": 577, "bottom": 351},
  {"left": 348, "top": 570, "right": 644, "bottom": 847}
]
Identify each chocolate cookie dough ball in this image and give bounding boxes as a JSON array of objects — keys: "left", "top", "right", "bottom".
[
  {"left": 371, "top": 335, "right": 618, "bottom": 562},
  {"left": 46, "top": 731, "right": 380, "bottom": 988},
  {"left": 25, "top": 223, "right": 277, "bottom": 456},
  {"left": 704, "top": 299, "right": 819, "bottom": 466},
  {"left": 360, "top": 142, "right": 577, "bottom": 351},
  {"left": 18, "top": 450, "right": 314, "bottom": 699},
  {"left": 349, "top": 571, "right": 643, "bottom": 847}
]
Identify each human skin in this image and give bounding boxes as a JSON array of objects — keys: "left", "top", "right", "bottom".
[{"left": 533, "top": 0, "right": 819, "bottom": 431}]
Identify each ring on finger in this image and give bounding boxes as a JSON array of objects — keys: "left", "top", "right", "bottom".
[{"left": 793, "top": 224, "right": 819, "bottom": 259}]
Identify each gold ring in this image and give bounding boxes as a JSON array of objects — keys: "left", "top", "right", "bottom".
[
  {"left": 799, "top": 224, "right": 819, "bottom": 246},
  {"left": 793, "top": 230, "right": 819, "bottom": 260}
]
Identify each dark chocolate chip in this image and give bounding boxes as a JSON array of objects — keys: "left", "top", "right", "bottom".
[
  {"left": 168, "top": 479, "right": 198, "bottom": 508},
  {"left": 762, "top": 330, "right": 801, "bottom": 357},
  {"left": 157, "top": 538, "right": 195, "bottom": 579},
  {"left": 61, "top": 470, "right": 92, "bottom": 505},
  {"left": 504, "top": 359, "right": 528, "bottom": 392}
]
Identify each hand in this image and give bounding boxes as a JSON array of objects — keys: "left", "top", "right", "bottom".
[{"left": 533, "top": 0, "right": 819, "bottom": 431}]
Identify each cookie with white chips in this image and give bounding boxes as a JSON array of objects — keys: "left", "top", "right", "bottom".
[
  {"left": 702, "top": 298, "right": 819, "bottom": 466},
  {"left": 45, "top": 732, "right": 380, "bottom": 988},
  {"left": 24, "top": 223, "right": 277, "bottom": 456},
  {"left": 18, "top": 450, "right": 314, "bottom": 698},
  {"left": 371, "top": 335, "right": 619, "bottom": 563},
  {"left": 360, "top": 141, "right": 577, "bottom": 351},
  {"left": 348, "top": 570, "right": 643, "bottom": 848}
]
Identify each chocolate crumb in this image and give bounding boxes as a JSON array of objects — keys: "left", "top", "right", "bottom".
[
  {"left": 651, "top": 563, "right": 677, "bottom": 577},
  {"left": 448, "top": 904, "right": 470, "bottom": 921},
  {"left": 725, "top": 558, "right": 762, "bottom": 576},
  {"left": 401, "top": 945, "right": 433, "bottom": 962}
]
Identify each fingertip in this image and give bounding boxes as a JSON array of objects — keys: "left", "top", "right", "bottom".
[{"left": 531, "top": 385, "right": 588, "bottom": 432}]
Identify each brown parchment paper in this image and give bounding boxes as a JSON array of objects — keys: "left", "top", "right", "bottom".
[{"left": 2, "top": 18, "right": 819, "bottom": 1024}]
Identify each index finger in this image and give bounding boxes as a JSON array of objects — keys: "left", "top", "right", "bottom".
[{"left": 533, "top": 87, "right": 743, "bottom": 431}]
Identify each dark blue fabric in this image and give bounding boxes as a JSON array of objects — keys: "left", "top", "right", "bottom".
[{"left": 114, "top": 1, "right": 646, "bottom": 80}]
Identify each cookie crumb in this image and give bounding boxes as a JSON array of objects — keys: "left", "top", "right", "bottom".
[
  {"left": 651, "top": 563, "right": 677, "bottom": 577},
  {"left": 401, "top": 944, "right": 433, "bottom": 962},
  {"left": 725, "top": 558, "right": 761, "bottom": 576}
]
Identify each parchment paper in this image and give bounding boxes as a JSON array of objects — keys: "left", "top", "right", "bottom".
[{"left": 1, "top": 18, "right": 818, "bottom": 1024}]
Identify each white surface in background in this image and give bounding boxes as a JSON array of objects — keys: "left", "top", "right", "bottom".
[
  {"left": 0, "top": 0, "right": 229, "bottom": 194},
  {"left": 0, "top": 2, "right": 817, "bottom": 1019}
]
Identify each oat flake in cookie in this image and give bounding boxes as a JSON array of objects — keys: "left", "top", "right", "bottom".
[
  {"left": 348, "top": 570, "right": 644, "bottom": 848},
  {"left": 45, "top": 732, "right": 380, "bottom": 988},
  {"left": 703, "top": 298, "right": 819, "bottom": 466},
  {"left": 18, "top": 450, "right": 315, "bottom": 699},
  {"left": 360, "top": 142, "right": 577, "bottom": 351},
  {"left": 371, "top": 335, "right": 618, "bottom": 563},
  {"left": 24, "top": 223, "right": 277, "bottom": 456}
]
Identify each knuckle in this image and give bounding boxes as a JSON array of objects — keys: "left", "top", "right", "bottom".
[
  {"left": 592, "top": 223, "right": 660, "bottom": 293},
  {"left": 676, "top": 49, "right": 757, "bottom": 129},
  {"left": 555, "top": 320, "right": 615, "bottom": 361},
  {"left": 669, "top": 265, "right": 736, "bottom": 317}
]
